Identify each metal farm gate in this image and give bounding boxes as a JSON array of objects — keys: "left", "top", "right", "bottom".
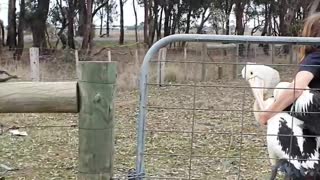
[{"left": 134, "top": 34, "right": 320, "bottom": 179}]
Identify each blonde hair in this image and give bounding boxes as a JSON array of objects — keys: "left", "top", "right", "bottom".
[{"left": 299, "top": 12, "right": 320, "bottom": 62}]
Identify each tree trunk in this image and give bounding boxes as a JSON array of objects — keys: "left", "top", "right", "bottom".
[
  {"left": 150, "top": 0, "right": 159, "bottom": 45},
  {"left": 7, "top": 0, "right": 17, "bottom": 49},
  {"left": 279, "top": 0, "right": 299, "bottom": 53},
  {"left": 15, "top": 0, "right": 25, "bottom": 60},
  {"left": 279, "top": 0, "right": 289, "bottom": 36},
  {"left": 57, "top": 25, "right": 68, "bottom": 49},
  {"left": 235, "top": 0, "right": 245, "bottom": 56},
  {"left": 183, "top": 2, "right": 192, "bottom": 47},
  {"left": 31, "top": 0, "right": 50, "bottom": 49},
  {"left": 0, "top": 20, "right": 4, "bottom": 47},
  {"left": 147, "top": 1, "right": 154, "bottom": 45},
  {"left": 133, "top": 0, "right": 138, "bottom": 42},
  {"left": 235, "top": 0, "right": 245, "bottom": 35},
  {"left": 119, "top": 0, "right": 124, "bottom": 45},
  {"left": 226, "top": 19, "right": 230, "bottom": 35},
  {"left": 273, "top": 15, "right": 279, "bottom": 36},
  {"left": 100, "top": 14, "right": 104, "bottom": 36},
  {"left": 143, "top": 0, "right": 149, "bottom": 45},
  {"left": 164, "top": 6, "right": 171, "bottom": 37},
  {"left": 171, "top": 8, "right": 177, "bottom": 35},
  {"left": 261, "top": 3, "right": 269, "bottom": 36},
  {"left": 279, "top": 0, "right": 299, "bottom": 36},
  {"left": 163, "top": 3, "right": 173, "bottom": 37},
  {"left": 259, "top": 3, "right": 270, "bottom": 55},
  {"left": 78, "top": 0, "right": 86, "bottom": 36},
  {"left": 81, "top": 0, "right": 93, "bottom": 51},
  {"left": 157, "top": 7, "right": 163, "bottom": 41},
  {"left": 185, "top": 1, "right": 192, "bottom": 34},
  {"left": 31, "top": 22, "right": 46, "bottom": 48},
  {"left": 171, "top": 3, "right": 181, "bottom": 36},
  {"left": 67, "top": 0, "right": 76, "bottom": 49},
  {"left": 267, "top": 3, "right": 273, "bottom": 36},
  {"left": 197, "top": 8, "right": 211, "bottom": 34},
  {"left": 106, "top": 1, "right": 110, "bottom": 37},
  {"left": 225, "top": 0, "right": 233, "bottom": 35}
]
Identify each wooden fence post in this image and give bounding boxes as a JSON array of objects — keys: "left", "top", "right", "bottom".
[
  {"left": 254, "top": 45, "right": 257, "bottom": 59},
  {"left": 78, "top": 61, "right": 117, "bottom": 180},
  {"left": 184, "top": 46, "right": 188, "bottom": 81},
  {"left": 218, "top": 66, "right": 222, "bottom": 80},
  {"left": 108, "top": 50, "right": 112, "bottom": 62},
  {"left": 289, "top": 45, "right": 294, "bottom": 64},
  {"left": 201, "top": 43, "right": 207, "bottom": 81},
  {"left": 293, "top": 46, "right": 298, "bottom": 63},
  {"left": 75, "top": 50, "right": 79, "bottom": 77},
  {"left": 233, "top": 44, "right": 239, "bottom": 79},
  {"left": 271, "top": 44, "right": 275, "bottom": 64},
  {"left": 29, "top": 47, "right": 40, "bottom": 81},
  {"left": 135, "top": 49, "right": 139, "bottom": 66},
  {"left": 157, "top": 48, "right": 167, "bottom": 86}
]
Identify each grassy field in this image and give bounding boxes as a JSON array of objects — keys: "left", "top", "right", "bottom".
[{"left": 0, "top": 42, "right": 299, "bottom": 179}]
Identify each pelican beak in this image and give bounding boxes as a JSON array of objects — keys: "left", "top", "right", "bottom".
[{"left": 248, "top": 77, "right": 265, "bottom": 110}]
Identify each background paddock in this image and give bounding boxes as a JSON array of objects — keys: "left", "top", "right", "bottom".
[{"left": 0, "top": 39, "right": 301, "bottom": 179}]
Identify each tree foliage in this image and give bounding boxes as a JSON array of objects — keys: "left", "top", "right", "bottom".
[{"left": 3, "top": 0, "right": 320, "bottom": 51}]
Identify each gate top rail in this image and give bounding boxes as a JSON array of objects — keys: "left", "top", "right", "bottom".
[
  {"left": 140, "top": 34, "right": 320, "bottom": 86},
  {"left": 136, "top": 34, "right": 320, "bottom": 178}
]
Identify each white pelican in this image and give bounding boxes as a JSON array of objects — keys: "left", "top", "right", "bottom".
[
  {"left": 241, "top": 62, "right": 280, "bottom": 125},
  {"left": 241, "top": 63, "right": 320, "bottom": 179}
]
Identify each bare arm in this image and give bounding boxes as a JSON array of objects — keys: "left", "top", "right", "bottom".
[{"left": 265, "top": 71, "right": 314, "bottom": 117}]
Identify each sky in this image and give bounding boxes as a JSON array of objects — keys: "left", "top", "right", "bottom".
[{"left": 0, "top": 0, "right": 145, "bottom": 26}]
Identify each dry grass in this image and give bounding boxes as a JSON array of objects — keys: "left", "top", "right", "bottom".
[{"left": 0, "top": 44, "right": 298, "bottom": 179}]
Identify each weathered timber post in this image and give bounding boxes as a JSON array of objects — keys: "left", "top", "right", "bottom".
[
  {"left": 184, "top": 46, "right": 188, "bottom": 81},
  {"left": 75, "top": 50, "right": 80, "bottom": 77},
  {"left": 201, "top": 43, "right": 207, "bottom": 81},
  {"left": 233, "top": 44, "right": 239, "bottom": 79},
  {"left": 30, "top": 47, "right": 40, "bottom": 82},
  {"left": 271, "top": 44, "right": 275, "bottom": 64},
  {"left": 78, "top": 61, "right": 117, "bottom": 180},
  {"left": 0, "top": 82, "right": 77, "bottom": 113},
  {"left": 254, "top": 45, "right": 257, "bottom": 59},
  {"left": 157, "top": 48, "right": 167, "bottom": 86},
  {"left": 289, "top": 45, "right": 294, "bottom": 64}
]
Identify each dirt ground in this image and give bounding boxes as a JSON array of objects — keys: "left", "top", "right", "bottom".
[{"left": 0, "top": 43, "right": 299, "bottom": 179}]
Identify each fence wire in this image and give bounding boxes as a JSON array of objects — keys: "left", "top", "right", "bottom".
[
  {"left": 0, "top": 46, "right": 146, "bottom": 179},
  {"left": 2, "top": 38, "right": 320, "bottom": 179},
  {"left": 0, "top": 49, "right": 80, "bottom": 179},
  {"left": 134, "top": 35, "right": 320, "bottom": 180}
]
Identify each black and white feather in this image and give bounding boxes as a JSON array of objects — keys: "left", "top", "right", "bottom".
[{"left": 241, "top": 63, "right": 320, "bottom": 179}]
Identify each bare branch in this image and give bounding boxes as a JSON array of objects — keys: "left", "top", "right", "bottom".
[
  {"left": 92, "top": 0, "right": 110, "bottom": 18},
  {"left": 309, "top": 0, "right": 320, "bottom": 17}
]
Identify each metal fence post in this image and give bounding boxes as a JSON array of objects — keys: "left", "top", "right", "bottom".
[{"left": 78, "top": 61, "right": 117, "bottom": 180}]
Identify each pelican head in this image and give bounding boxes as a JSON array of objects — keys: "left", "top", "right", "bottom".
[{"left": 241, "top": 62, "right": 280, "bottom": 110}]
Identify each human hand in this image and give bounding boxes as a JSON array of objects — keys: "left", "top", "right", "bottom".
[{"left": 259, "top": 111, "right": 273, "bottom": 126}]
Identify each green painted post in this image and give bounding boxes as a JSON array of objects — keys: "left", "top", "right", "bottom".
[{"left": 78, "top": 61, "right": 117, "bottom": 180}]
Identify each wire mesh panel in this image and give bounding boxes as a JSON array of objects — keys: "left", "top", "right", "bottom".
[
  {"left": 135, "top": 34, "right": 320, "bottom": 179},
  {"left": 0, "top": 49, "right": 79, "bottom": 179}
]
